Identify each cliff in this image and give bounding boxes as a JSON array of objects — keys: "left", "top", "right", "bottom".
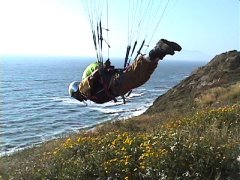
[{"left": 146, "top": 50, "right": 240, "bottom": 114}]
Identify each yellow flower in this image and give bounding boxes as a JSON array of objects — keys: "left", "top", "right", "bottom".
[
  {"left": 112, "top": 139, "right": 117, "bottom": 146},
  {"left": 109, "top": 158, "right": 118, "bottom": 163},
  {"left": 124, "top": 137, "right": 133, "bottom": 145},
  {"left": 77, "top": 137, "right": 82, "bottom": 143},
  {"left": 143, "top": 152, "right": 150, "bottom": 157},
  {"left": 121, "top": 146, "right": 126, "bottom": 151},
  {"left": 53, "top": 151, "right": 58, "bottom": 155}
]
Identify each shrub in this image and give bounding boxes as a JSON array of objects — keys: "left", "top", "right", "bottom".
[{"left": 2, "top": 104, "right": 240, "bottom": 179}]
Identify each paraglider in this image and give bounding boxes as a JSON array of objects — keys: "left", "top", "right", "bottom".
[{"left": 69, "top": 0, "right": 181, "bottom": 104}]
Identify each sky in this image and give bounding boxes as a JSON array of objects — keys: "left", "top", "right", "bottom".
[{"left": 0, "top": 0, "right": 239, "bottom": 60}]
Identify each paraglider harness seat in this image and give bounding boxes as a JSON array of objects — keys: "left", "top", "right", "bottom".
[{"left": 87, "top": 63, "right": 120, "bottom": 104}]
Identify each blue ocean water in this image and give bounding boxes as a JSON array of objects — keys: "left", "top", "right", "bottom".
[{"left": 0, "top": 56, "right": 205, "bottom": 156}]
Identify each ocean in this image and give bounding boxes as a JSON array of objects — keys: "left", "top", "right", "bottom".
[{"left": 0, "top": 56, "right": 205, "bottom": 156}]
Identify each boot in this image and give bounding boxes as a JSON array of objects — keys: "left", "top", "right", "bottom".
[
  {"left": 156, "top": 39, "right": 182, "bottom": 52},
  {"left": 149, "top": 47, "right": 170, "bottom": 60},
  {"left": 149, "top": 39, "right": 181, "bottom": 60}
]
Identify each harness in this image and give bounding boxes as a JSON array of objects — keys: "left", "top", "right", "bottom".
[{"left": 87, "top": 66, "right": 118, "bottom": 104}]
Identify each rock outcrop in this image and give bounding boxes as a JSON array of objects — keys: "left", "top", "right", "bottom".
[{"left": 146, "top": 50, "right": 240, "bottom": 114}]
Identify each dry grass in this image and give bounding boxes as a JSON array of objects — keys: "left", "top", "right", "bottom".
[
  {"left": 195, "top": 82, "right": 240, "bottom": 106},
  {"left": 220, "top": 82, "right": 240, "bottom": 100}
]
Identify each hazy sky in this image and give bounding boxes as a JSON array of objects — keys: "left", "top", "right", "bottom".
[{"left": 0, "top": 0, "right": 239, "bottom": 59}]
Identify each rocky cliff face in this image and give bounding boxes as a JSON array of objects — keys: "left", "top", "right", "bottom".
[{"left": 146, "top": 50, "right": 240, "bottom": 114}]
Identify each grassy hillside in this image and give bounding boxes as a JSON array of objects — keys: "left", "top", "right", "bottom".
[{"left": 0, "top": 105, "right": 239, "bottom": 179}]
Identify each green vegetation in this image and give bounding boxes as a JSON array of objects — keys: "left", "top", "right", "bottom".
[{"left": 1, "top": 104, "right": 239, "bottom": 179}]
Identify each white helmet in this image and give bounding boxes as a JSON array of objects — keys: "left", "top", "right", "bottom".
[{"left": 68, "top": 81, "right": 80, "bottom": 97}]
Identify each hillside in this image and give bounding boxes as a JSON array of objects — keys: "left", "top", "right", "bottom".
[{"left": 146, "top": 50, "right": 240, "bottom": 114}]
